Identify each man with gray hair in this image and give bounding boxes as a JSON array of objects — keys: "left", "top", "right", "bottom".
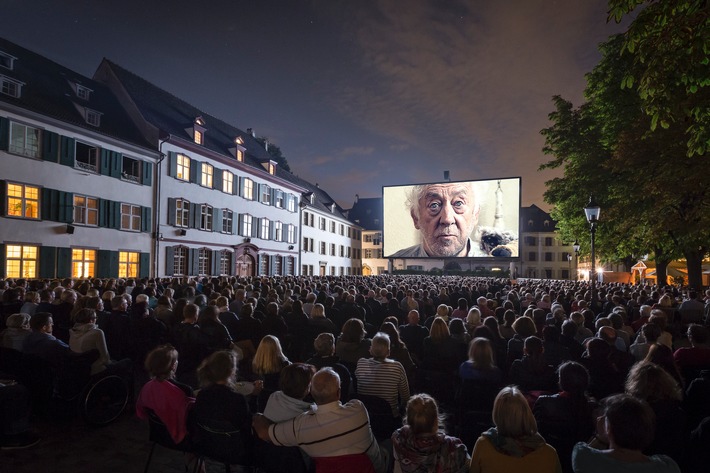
[
  {"left": 355, "top": 332, "right": 409, "bottom": 417},
  {"left": 252, "top": 367, "right": 387, "bottom": 472}
]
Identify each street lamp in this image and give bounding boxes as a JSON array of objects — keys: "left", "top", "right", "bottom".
[
  {"left": 584, "top": 196, "right": 601, "bottom": 305},
  {"left": 573, "top": 239, "right": 580, "bottom": 280},
  {"left": 567, "top": 253, "right": 573, "bottom": 280}
]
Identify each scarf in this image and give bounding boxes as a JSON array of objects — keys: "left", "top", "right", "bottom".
[{"left": 482, "top": 427, "right": 546, "bottom": 458}]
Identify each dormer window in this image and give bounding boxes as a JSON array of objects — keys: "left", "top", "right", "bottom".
[
  {"left": 0, "top": 75, "right": 23, "bottom": 98},
  {"left": 0, "top": 52, "right": 16, "bottom": 70},
  {"left": 268, "top": 160, "right": 276, "bottom": 175},
  {"left": 86, "top": 109, "right": 101, "bottom": 127},
  {"left": 193, "top": 117, "right": 206, "bottom": 145},
  {"left": 236, "top": 149, "right": 244, "bottom": 162},
  {"left": 76, "top": 84, "right": 92, "bottom": 100},
  {"left": 230, "top": 137, "right": 246, "bottom": 162}
]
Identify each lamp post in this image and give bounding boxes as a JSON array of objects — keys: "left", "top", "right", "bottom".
[
  {"left": 584, "top": 196, "right": 601, "bottom": 306},
  {"left": 567, "top": 253, "right": 573, "bottom": 280},
  {"left": 573, "top": 239, "right": 580, "bottom": 281}
]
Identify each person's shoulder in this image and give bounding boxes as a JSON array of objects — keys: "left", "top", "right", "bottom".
[
  {"left": 391, "top": 245, "right": 423, "bottom": 257},
  {"left": 647, "top": 454, "right": 681, "bottom": 472}
]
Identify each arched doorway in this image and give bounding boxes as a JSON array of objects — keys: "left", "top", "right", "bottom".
[
  {"left": 236, "top": 253, "right": 254, "bottom": 277},
  {"left": 362, "top": 264, "right": 372, "bottom": 276}
]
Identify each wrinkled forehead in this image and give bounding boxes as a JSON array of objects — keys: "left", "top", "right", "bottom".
[{"left": 420, "top": 183, "right": 475, "bottom": 202}]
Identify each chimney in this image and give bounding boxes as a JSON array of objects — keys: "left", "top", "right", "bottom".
[
  {"left": 264, "top": 139, "right": 269, "bottom": 152},
  {"left": 246, "top": 128, "right": 256, "bottom": 138},
  {"left": 355, "top": 194, "right": 359, "bottom": 203}
]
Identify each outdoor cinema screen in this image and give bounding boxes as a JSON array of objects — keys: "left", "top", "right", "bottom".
[{"left": 383, "top": 177, "right": 521, "bottom": 259}]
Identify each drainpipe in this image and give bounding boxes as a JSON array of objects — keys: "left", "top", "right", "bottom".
[{"left": 153, "top": 135, "right": 170, "bottom": 278}]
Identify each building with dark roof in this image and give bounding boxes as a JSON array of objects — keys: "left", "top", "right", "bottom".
[
  {"left": 519, "top": 204, "right": 576, "bottom": 280},
  {"left": 347, "top": 196, "right": 387, "bottom": 275},
  {"left": 0, "top": 37, "right": 159, "bottom": 280}
]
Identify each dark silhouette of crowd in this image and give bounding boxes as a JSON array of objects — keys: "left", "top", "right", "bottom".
[{"left": 2, "top": 274, "right": 709, "bottom": 472}]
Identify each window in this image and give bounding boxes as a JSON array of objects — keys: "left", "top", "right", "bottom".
[
  {"left": 373, "top": 232, "right": 382, "bottom": 245},
  {"left": 221, "top": 209, "right": 233, "bottom": 234},
  {"left": 243, "top": 178, "right": 254, "bottom": 200},
  {"left": 339, "top": 224, "right": 344, "bottom": 236},
  {"left": 287, "top": 194, "right": 296, "bottom": 212},
  {"left": 122, "top": 156, "right": 141, "bottom": 183},
  {"left": 121, "top": 203, "right": 141, "bottom": 231},
  {"left": 330, "top": 243, "right": 336, "bottom": 256},
  {"left": 201, "top": 163, "right": 213, "bottom": 188},
  {"left": 236, "top": 149, "right": 244, "bottom": 162},
  {"left": 274, "top": 221, "right": 282, "bottom": 241},
  {"left": 199, "top": 204, "right": 213, "bottom": 231},
  {"left": 173, "top": 246, "right": 187, "bottom": 275},
  {"left": 319, "top": 217, "right": 326, "bottom": 231},
  {"left": 76, "top": 85, "right": 91, "bottom": 100},
  {"left": 267, "top": 162, "right": 276, "bottom": 175},
  {"left": 302, "top": 211, "right": 309, "bottom": 226},
  {"left": 175, "top": 199, "right": 190, "bottom": 228},
  {"left": 339, "top": 245, "right": 344, "bottom": 257},
  {"left": 346, "top": 247, "right": 351, "bottom": 258},
  {"left": 286, "top": 256, "right": 294, "bottom": 276},
  {"left": 0, "top": 75, "right": 22, "bottom": 98},
  {"left": 194, "top": 129, "right": 203, "bottom": 145},
  {"left": 0, "top": 52, "right": 16, "bottom": 70},
  {"left": 5, "top": 244, "right": 38, "bottom": 278},
  {"left": 320, "top": 241, "right": 326, "bottom": 255},
  {"left": 544, "top": 237, "right": 553, "bottom": 246},
  {"left": 75, "top": 142, "right": 99, "bottom": 172},
  {"left": 260, "top": 185, "right": 271, "bottom": 204},
  {"left": 6, "top": 183, "right": 39, "bottom": 219},
  {"left": 524, "top": 236, "right": 537, "bottom": 246},
  {"left": 364, "top": 234, "right": 372, "bottom": 243},
  {"left": 528, "top": 252, "right": 537, "bottom": 262},
  {"left": 561, "top": 269, "right": 570, "bottom": 279},
  {"left": 240, "top": 214, "right": 253, "bottom": 237},
  {"left": 198, "top": 248, "right": 211, "bottom": 275},
  {"left": 85, "top": 109, "right": 101, "bottom": 127},
  {"left": 260, "top": 218, "right": 270, "bottom": 240},
  {"left": 72, "top": 248, "right": 96, "bottom": 278},
  {"left": 176, "top": 154, "right": 190, "bottom": 181},
  {"left": 9, "top": 122, "right": 41, "bottom": 158},
  {"left": 275, "top": 191, "right": 284, "bottom": 208},
  {"left": 118, "top": 251, "right": 139, "bottom": 278},
  {"left": 330, "top": 221, "right": 336, "bottom": 233},
  {"left": 74, "top": 195, "right": 98, "bottom": 226},
  {"left": 218, "top": 250, "right": 232, "bottom": 275},
  {"left": 222, "top": 171, "right": 234, "bottom": 194},
  {"left": 259, "top": 254, "right": 269, "bottom": 275},
  {"left": 364, "top": 249, "right": 372, "bottom": 259},
  {"left": 287, "top": 224, "right": 295, "bottom": 244},
  {"left": 544, "top": 252, "right": 553, "bottom": 262}
]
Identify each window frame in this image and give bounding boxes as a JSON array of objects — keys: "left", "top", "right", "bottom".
[
  {"left": 274, "top": 221, "right": 283, "bottom": 242},
  {"left": 260, "top": 218, "right": 270, "bottom": 240},
  {"left": 120, "top": 203, "right": 141, "bottom": 232},
  {"left": 176, "top": 154, "right": 190, "bottom": 181},
  {"left": 118, "top": 251, "right": 140, "bottom": 278},
  {"left": 6, "top": 182, "right": 40, "bottom": 220},
  {"left": 197, "top": 248, "right": 211, "bottom": 275},
  {"left": 260, "top": 184, "right": 271, "bottom": 205},
  {"left": 121, "top": 156, "right": 142, "bottom": 183},
  {"left": 241, "top": 214, "right": 253, "bottom": 237},
  {"left": 199, "top": 204, "right": 213, "bottom": 231},
  {"left": 75, "top": 141, "right": 99, "bottom": 173},
  {"left": 175, "top": 198, "right": 190, "bottom": 228},
  {"left": 173, "top": 246, "right": 188, "bottom": 276},
  {"left": 0, "top": 75, "right": 22, "bottom": 98},
  {"left": 73, "top": 194, "right": 99, "bottom": 226},
  {"left": 221, "top": 209, "right": 233, "bottom": 234},
  {"left": 243, "top": 178, "right": 254, "bottom": 200},
  {"left": 8, "top": 121, "right": 41, "bottom": 158},
  {"left": 201, "top": 162, "right": 213, "bottom": 188},
  {"left": 5, "top": 244, "right": 38, "bottom": 279},
  {"left": 71, "top": 248, "right": 96, "bottom": 279},
  {"left": 222, "top": 171, "right": 234, "bottom": 194}
]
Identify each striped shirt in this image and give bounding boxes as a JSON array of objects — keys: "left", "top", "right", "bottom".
[{"left": 356, "top": 357, "right": 410, "bottom": 416}]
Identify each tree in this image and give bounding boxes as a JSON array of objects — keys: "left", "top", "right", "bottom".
[
  {"left": 255, "top": 137, "right": 291, "bottom": 172},
  {"left": 608, "top": 0, "right": 710, "bottom": 156}
]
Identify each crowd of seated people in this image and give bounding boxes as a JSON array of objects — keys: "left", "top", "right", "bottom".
[{"left": 0, "top": 274, "right": 708, "bottom": 470}]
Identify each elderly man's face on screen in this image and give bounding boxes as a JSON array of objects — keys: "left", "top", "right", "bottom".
[{"left": 410, "top": 183, "right": 479, "bottom": 257}]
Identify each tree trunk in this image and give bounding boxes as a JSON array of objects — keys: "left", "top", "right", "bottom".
[
  {"left": 654, "top": 247, "right": 671, "bottom": 288},
  {"left": 684, "top": 247, "right": 706, "bottom": 290}
]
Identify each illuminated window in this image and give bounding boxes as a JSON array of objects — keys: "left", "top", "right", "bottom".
[
  {"left": 260, "top": 184, "right": 271, "bottom": 205},
  {"left": 274, "top": 221, "right": 282, "bottom": 241},
  {"left": 221, "top": 209, "right": 233, "bottom": 233},
  {"left": 175, "top": 198, "right": 190, "bottom": 228},
  {"left": 268, "top": 162, "right": 275, "bottom": 175},
  {"left": 201, "top": 163, "right": 213, "bottom": 188},
  {"left": 9, "top": 122, "right": 41, "bottom": 158},
  {"left": 218, "top": 250, "right": 232, "bottom": 275},
  {"left": 173, "top": 246, "right": 187, "bottom": 275},
  {"left": 260, "top": 218, "right": 270, "bottom": 239},
  {"left": 72, "top": 248, "right": 96, "bottom": 278},
  {"left": 287, "top": 225, "right": 295, "bottom": 244},
  {"left": 198, "top": 248, "right": 211, "bottom": 275},
  {"left": 199, "top": 204, "right": 213, "bottom": 231},
  {"left": 287, "top": 194, "right": 296, "bottom": 212},
  {"left": 236, "top": 149, "right": 244, "bottom": 162},
  {"left": 241, "top": 214, "right": 252, "bottom": 237},
  {"left": 122, "top": 156, "right": 141, "bottom": 183},
  {"left": 194, "top": 129, "right": 203, "bottom": 145},
  {"left": 6, "top": 183, "right": 39, "bottom": 219},
  {"left": 243, "top": 178, "right": 254, "bottom": 200},
  {"left": 75, "top": 141, "right": 99, "bottom": 172},
  {"left": 222, "top": 171, "right": 233, "bottom": 194},
  {"left": 74, "top": 195, "right": 98, "bottom": 226},
  {"left": 5, "top": 244, "right": 38, "bottom": 278},
  {"left": 121, "top": 203, "right": 141, "bottom": 231},
  {"left": 275, "top": 191, "right": 284, "bottom": 208},
  {"left": 118, "top": 251, "right": 139, "bottom": 278},
  {"left": 176, "top": 154, "right": 190, "bottom": 181}
]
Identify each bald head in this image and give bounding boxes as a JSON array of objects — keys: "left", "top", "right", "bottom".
[
  {"left": 310, "top": 368, "right": 341, "bottom": 404},
  {"left": 407, "top": 310, "right": 420, "bottom": 325}
]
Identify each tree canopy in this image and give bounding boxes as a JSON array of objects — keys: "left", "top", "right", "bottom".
[{"left": 255, "top": 136, "right": 291, "bottom": 172}]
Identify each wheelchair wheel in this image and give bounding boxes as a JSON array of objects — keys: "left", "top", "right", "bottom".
[{"left": 80, "top": 374, "right": 129, "bottom": 426}]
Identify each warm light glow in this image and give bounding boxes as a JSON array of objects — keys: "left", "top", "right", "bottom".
[
  {"left": 235, "top": 136, "right": 244, "bottom": 145},
  {"left": 596, "top": 267, "right": 604, "bottom": 274}
]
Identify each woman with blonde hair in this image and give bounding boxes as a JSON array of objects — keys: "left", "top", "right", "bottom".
[
  {"left": 392, "top": 393, "right": 470, "bottom": 473},
  {"left": 422, "top": 317, "right": 460, "bottom": 372},
  {"left": 459, "top": 337, "right": 503, "bottom": 383},
  {"left": 470, "top": 386, "right": 561, "bottom": 473},
  {"left": 252, "top": 335, "right": 290, "bottom": 392}
]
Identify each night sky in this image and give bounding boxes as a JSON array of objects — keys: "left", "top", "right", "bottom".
[{"left": 1, "top": 0, "right": 628, "bottom": 209}]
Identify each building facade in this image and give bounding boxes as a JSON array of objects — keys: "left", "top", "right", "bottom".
[
  {"left": 518, "top": 204, "right": 576, "bottom": 280},
  {"left": 347, "top": 196, "right": 387, "bottom": 275}
]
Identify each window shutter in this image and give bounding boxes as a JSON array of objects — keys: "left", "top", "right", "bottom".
[
  {"left": 97, "top": 250, "right": 113, "bottom": 278},
  {"left": 0, "top": 117, "right": 9, "bottom": 151},
  {"left": 168, "top": 152, "right": 177, "bottom": 177},
  {"left": 110, "top": 151, "right": 122, "bottom": 178},
  {"left": 139, "top": 252, "right": 150, "bottom": 278},
  {"left": 211, "top": 250, "right": 220, "bottom": 275},
  {"left": 239, "top": 177, "right": 245, "bottom": 197},
  {"left": 41, "top": 188, "right": 57, "bottom": 221},
  {"left": 237, "top": 214, "right": 244, "bottom": 236},
  {"left": 38, "top": 246, "right": 56, "bottom": 278},
  {"left": 57, "top": 247, "right": 72, "bottom": 278},
  {"left": 165, "top": 246, "right": 175, "bottom": 276},
  {"left": 189, "top": 160, "right": 199, "bottom": 183},
  {"left": 59, "top": 136, "right": 75, "bottom": 167},
  {"left": 141, "top": 206, "right": 152, "bottom": 233},
  {"left": 232, "top": 176, "right": 239, "bottom": 195},
  {"left": 189, "top": 203, "right": 199, "bottom": 229},
  {"left": 255, "top": 254, "right": 261, "bottom": 276},
  {"left": 256, "top": 184, "right": 262, "bottom": 202},
  {"left": 97, "top": 198, "right": 108, "bottom": 227},
  {"left": 58, "top": 191, "right": 74, "bottom": 224},
  {"left": 213, "top": 208, "right": 222, "bottom": 232},
  {"left": 251, "top": 218, "right": 259, "bottom": 238},
  {"left": 213, "top": 168, "right": 223, "bottom": 192},
  {"left": 269, "top": 220, "right": 275, "bottom": 240},
  {"left": 0, "top": 180, "right": 6, "bottom": 216},
  {"left": 270, "top": 255, "right": 276, "bottom": 276},
  {"left": 270, "top": 188, "right": 276, "bottom": 206},
  {"left": 189, "top": 248, "right": 199, "bottom": 275},
  {"left": 142, "top": 161, "right": 152, "bottom": 186},
  {"left": 231, "top": 213, "right": 237, "bottom": 235},
  {"left": 100, "top": 148, "right": 112, "bottom": 176},
  {"left": 167, "top": 198, "right": 177, "bottom": 226},
  {"left": 109, "top": 201, "right": 121, "bottom": 229},
  {"left": 42, "top": 131, "right": 59, "bottom": 162},
  {"left": 0, "top": 243, "right": 4, "bottom": 278}
]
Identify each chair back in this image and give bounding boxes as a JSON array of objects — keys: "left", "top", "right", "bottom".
[
  {"left": 147, "top": 409, "right": 192, "bottom": 451},
  {"left": 351, "top": 393, "right": 398, "bottom": 441},
  {"left": 254, "top": 437, "right": 309, "bottom": 473},
  {"left": 313, "top": 452, "right": 375, "bottom": 473},
  {"left": 194, "top": 419, "right": 251, "bottom": 466}
]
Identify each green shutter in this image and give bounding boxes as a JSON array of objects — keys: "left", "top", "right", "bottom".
[
  {"left": 237, "top": 214, "right": 243, "bottom": 235},
  {"left": 97, "top": 250, "right": 113, "bottom": 278},
  {"left": 41, "top": 188, "right": 58, "bottom": 221},
  {"left": 39, "top": 246, "right": 57, "bottom": 278},
  {"left": 139, "top": 252, "right": 150, "bottom": 278},
  {"left": 100, "top": 149, "right": 112, "bottom": 176},
  {"left": 59, "top": 191, "right": 74, "bottom": 224},
  {"left": 167, "top": 198, "right": 176, "bottom": 226},
  {"left": 168, "top": 152, "right": 177, "bottom": 177},
  {"left": 98, "top": 198, "right": 108, "bottom": 227},
  {"left": 0, "top": 117, "right": 9, "bottom": 151},
  {"left": 211, "top": 250, "right": 220, "bottom": 275},
  {"left": 189, "top": 160, "right": 200, "bottom": 184},
  {"left": 239, "top": 177, "right": 245, "bottom": 197},
  {"left": 213, "top": 208, "right": 222, "bottom": 233},
  {"left": 165, "top": 246, "right": 175, "bottom": 276},
  {"left": 189, "top": 203, "right": 199, "bottom": 229},
  {"left": 42, "top": 131, "right": 59, "bottom": 162},
  {"left": 0, "top": 180, "right": 6, "bottom": 216},
  {"left": 111, "top": 151, "right": 122, "bottom": 178},
  {"left": 0, "top": 243, "right": 5, "bottom": 278},
  {"left": 57, "top": 247, "right": 72, "bottom": 278},
  {"left": 111, "top": 201, "right": 121, "bottom": 229},
  {"left": 213, "top": 168, "right": 223, "bottom": 192},
  {"left": 188, "top": 249, "right": 198, "bottom": 275},
  {"left": 59, "top": 136, "right": 75, "bottom": 167},
  {"left": 141, "top": 206, "right": 152, "bottom": 233},
  {"left": 142, "top": 161, "right": 152, "bottom": 186}
]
